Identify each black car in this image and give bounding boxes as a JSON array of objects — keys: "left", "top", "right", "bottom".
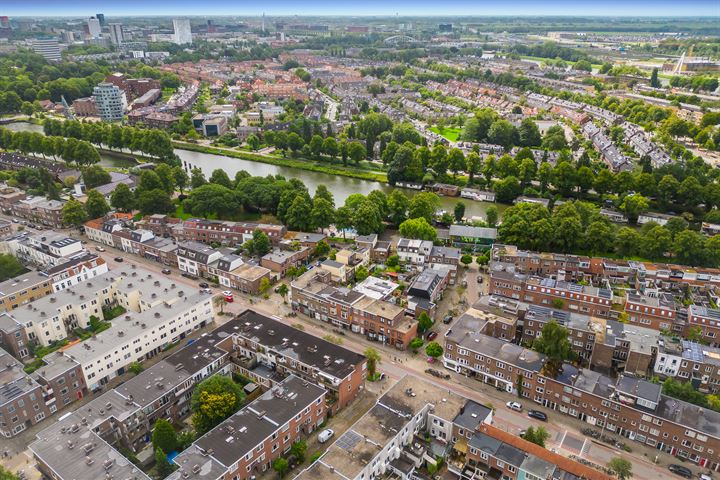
[
  {"left": 114, "top": 257, "right": 124, "bottom": 262},
  {"left": 161, "top": 269, "right": 171, "bottom": 274},
  {"left": 442, "top": 315, "right": 453, "bottom": 324},
  {"left": 199, "top": 282, "right": 209, "bottom": 289},
  {"left": 668, "top": 465, "right": 693, "bottom": 478},
  {"left": 527, "top": 410, "right": 548, "bottom": 421}
]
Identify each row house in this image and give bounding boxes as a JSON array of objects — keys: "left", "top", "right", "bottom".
[
  {"left": 625, "top": 291, "right": 679, "bottom": 332},
  {"left": 177, "top": 241, "right": 224, "bottom": 277},
  {"left": 0, "top": 185, "right": 26, "bottom": 212},
  {"left": 295, "top": 375, "right": 493, "bottom": 480},
  {"left": 458, "top": 424, "right": 613, "bottom": 480},
  {"left": 0, "top": 348, "right": 85, "bottom": 438},
  {"left": 173, "top": 218, "right": 286, "bottom": 246},
  {"left": 9, "top": 231, "right": 84, "bottom": 267},
  {"left": 291, "top": 269, "right": 418, "bottom": 349},
  {"left": 0, "top": 271, "right": 54, "bottom": 314},
  {"left": 31, "top": 326, "right": 232, "bottom": 479},
  {"left": 687, "top": 305, "right": 720, "bottom": 347},
  {"left": 208, "top": 254, "right": 272, "bottom": 295},
  {"left": 354, "top": 233, "right": 391, "bottom": 263},
  {"left": 655, "top": 340, "right": 720, "bottom": 393},
  {"left": 489, "top": 267, "right": 614, "bottom": 318},
  {"left": 137, "top": 213, "right": 182, "bottom": 237},
  {"left": 228, "top": 309, "right": 366, "bottom": 414},
  {"left": 260, "top": 247, "right": 311, "bottom": 276},
  {"left": 442, "top": 318, "right": 720, "bottom": 470},
  {"left": 113, "top": 229, "right": 179, "bottom": 266},
  {"left": 11, "top": 196, "right": 66, "bottom": 228},
  {"left": 170, "top": 376, "right": 326, "bottom": 480}
]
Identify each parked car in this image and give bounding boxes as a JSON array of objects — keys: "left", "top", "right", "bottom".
[
  {"left": 223, "top": 290, "right": 234, "bottom": 302},
  {"left": 442, "top": 315, "right": 453, "bottom": 324},
  {"left": 318, "top": 429, "right": 335, "bottom": 444},
  {"left": 668, "top": 465, "right": 693, "bottom": 478},
  {"left": 199, "top": 282, "right": 209, "bottom": 289},
  {"left": 181, "top": 272, "right": 198, "bottom": 280},
  {"left": 506, "top": 401, "right": 522, "bottom": 412},
  {"left": 95, "top": 246, "right": 105, "bottom": 252},
  {"left": 161, "top": 269, "right": 171, "bottom": 274},
  {"left": 114, "top": 257, "right": 123, "bottom": 262},
  {"left": 425, "top": 368, "right": 450, "bottom": 380},
  {"left": 477, "top": 276, "right": 483, "bottom": 283},
  {"left": 426, "top": 331, "right": 438, "bottom": 341},
  {"left": 527, "top": 410, "right": 547, "bottom": 421},
  {"left": 201, "top": 288, "right": 212, "bottom": 294}
]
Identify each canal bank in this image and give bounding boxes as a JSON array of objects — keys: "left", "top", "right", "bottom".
[{"left": 4, "top": 121, "right": 503, "bottom": 219}]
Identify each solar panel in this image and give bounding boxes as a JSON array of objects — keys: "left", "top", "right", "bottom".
[{"left": 336, "top": 430, "right": 363, "bottom": 451}]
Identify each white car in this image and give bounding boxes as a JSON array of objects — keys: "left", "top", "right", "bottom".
[
  {"left": 318, "top": 428, "right": 335, "bottom": 443},
  {"left": 222, "top": 290, "right": 233, "bottom": 297},
  {"left": 506, "top": 401, "right": 522, "bottom": 412}
]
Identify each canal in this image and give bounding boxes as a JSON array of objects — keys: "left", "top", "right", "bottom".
[{"left": 4, "top": 122, "right": 502, "bottom": 218}]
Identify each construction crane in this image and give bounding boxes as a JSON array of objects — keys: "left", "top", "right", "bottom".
[{"left": 60, "top": 95, "right": 75, "bottom": 120}]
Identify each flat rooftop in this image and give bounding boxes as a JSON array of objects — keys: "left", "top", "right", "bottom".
[
  {"left": 0, "top": 347, "right": 40, "bottom": 407},
  {"left": 227, "top": 309, "right": 365, "bottom": 381}
]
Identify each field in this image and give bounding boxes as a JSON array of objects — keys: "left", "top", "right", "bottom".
[{"left": 430, "top": 126, "right": 462, "bottom": 142}]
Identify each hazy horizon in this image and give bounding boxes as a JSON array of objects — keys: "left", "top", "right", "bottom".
[{"left": 3, "top": 0, "right": 719, "bottom": 18}]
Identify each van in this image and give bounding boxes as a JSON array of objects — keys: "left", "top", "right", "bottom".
[{"left": 318, "top": 429, "right": 334, "bottom": 443}]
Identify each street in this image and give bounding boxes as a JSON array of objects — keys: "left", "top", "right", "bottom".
[{"left": 0, "top": 219, "right": 701, "bottom": 480}]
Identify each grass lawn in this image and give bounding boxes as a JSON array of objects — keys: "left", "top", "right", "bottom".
[
  {"left": 430, "top": 126, "right": 462, "bottom": 142},
  {"left": 173, "top": 203, "right": 194, "bottom": 220}
]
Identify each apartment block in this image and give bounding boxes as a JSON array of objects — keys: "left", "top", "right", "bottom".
[
  {"left": 261, "top": 247, "right": 311, "bottom": 276},
  {"left": 489, "top": 267, "right": 614, "bottom": 318},
  {"left": 208, "top": 254, "right": 272, "bottom": 294},
  {"left": 655, "top": 340, "right": 720, "bottom": 393},
  {"left": 227, "top": 309, "right": 366, "bottom": 414},
  {"left": 170, "top": 375, "right": 326, "bottom": 480},
  {"left": 625, "top": 291, "right": 679, "bottom": 332},
  {"left": 291, "top": 269, "right": 418, "bottom": 349},
  {"left": 688, "top": 305, "right": 720, "bottom": 347},
  {"left": 177, "top": 241, "right": 223, "bottom": 277},
  {"left": 173, "top": 218, "right": 286, "bottom": 246}
]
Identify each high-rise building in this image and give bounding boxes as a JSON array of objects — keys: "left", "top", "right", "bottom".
[
  {"left": 87, "top": 16, "right": 101, "bottom": 38},
  {"left": 172, "top": 18, "right": 192, "bottom": 45},
  {"left": 61, "top": 30, "right": 75, "bottom": 43},
  {"left": 108, "top": 23, "right": 124, "bottom": 45},
  {"left": 31, "top": 38, "right": 61, "bottom": 62},
  {"left": 93, "top": 82, "right": 127, "bottom": 122},
  {"left": 96, "top": 13, "right": 105, "bottom": 26}
]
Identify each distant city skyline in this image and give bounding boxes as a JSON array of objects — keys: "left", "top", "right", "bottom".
[{"left": 3, "top": 0, "right": 719, "bottom": 17}]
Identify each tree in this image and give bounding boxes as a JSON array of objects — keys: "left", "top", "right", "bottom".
[
  {"left": 674, "top": 230, "right": 706, "bottom": 266},
  {"left": 111, "top": 183, "right": 135, "bottom": 212},
  {"left": 155, "top": 163, "right": 176, "bottom": 194},
  {"left": 364, "top": 347, "right": 381, "bottom": 378},
  {"left": 190, "top": 375, "right": 245, "bottom": 434},
  {"left": 615, "top": 227, "right": 641, "bottom": 257},
  {"left": 454, "top": 201, "right": 466, "bottom": 222},
  {"left": 650, "top": 67, "right": 661, "bottom": 88},
  {"left": 285, "top": 195, "right": 314, "bottom": 231},
  {"left": 85, "top": 189, "right": 110, "bottom": 220},
  {"left": 408, "top": 192, "right": 440, "bottom": 223},
  {"left": 246, "top": 134, "right": 260, "bottom": 151},
  {"left": 259, "top": 277, "right": 271, "bottom": 295},
  {"left": 155, "top": 448, "right": 175, "bottom": 478},
  {"left": 522, "top": 426, "right": 550, "bottom": 447},
  {"left": 608, "top": 457, "right": 633, "bottom": 480},
  {"left": 425, "top": 341, "right": 444, "bottom": 360},
  {"left": 137, "top": 189, "right": 174, "bottom": 216},
  {"left": 314, "top": 240, "right": 331, "bottom": 258},
  {"left": 620, "top": 194, "right": 649, "bottom": 224},
  {"left": 246, "top": 229, "right": 271, "bottom": 257},
  {"left": 347, "top": 141, "right": 366, "bottom": 164},
  {"left": 82, "top": 165, "right": 111, "bottom": 188},
  {"left": 128, "top": 362, "right": 144, "bottom": 375},
  {"left": 353, "top": 200, "right": 384, "bottom": 235},
  {"left": 399, "top": 217, "right": 437, "bottom": 241},
  {"left": 0, "top": 254, "right": 25, "bottom": 282},
  {"left": 574, "top": 59, "right": 593, "bottom": 72},
  {"left": 493, "top": 176, "right": 522, "bottom": 203},
  {"left": 417, "top": 312, "right": 433, "bottom": 333},
  {"left": 290, "top": 440, "right": 308, "bottom": 462},
  {"left": 461, "top": 254, "right": 473, "bottom": 266},
  {"left": 585, "top": 221, "right": 615, "bottom": 254},
  {"left": 152, "top": 419, "right": 178, "bottom": 454},
  {"left": 0, "top": 466, "right": 19, "bottom": 480},
  {"left": 642, "top": 225, "right": 672, "bottom": 259},
  {"left": 354, "top": 265, "right": 370, "bottom": 283},
  {"left": 518, "top": 118, "right": 542, "bottom": 147},
  {"left": 322, "top": 137, "right": 339, "bottom": 159},
  {"left": 273, "top": 458, "right": 289, "bottom": 478},
  {"left": 62, "top": 198, "right": 87, "bottom": 226},
  {"left": 485, "top": 206, "right": 498, "bottom": 227},
  {"left": 311, "top": 197, "right": 335, "bottom": 231},
  {"left": 387, "top": 189, "right": 410, "bottom": 226},
  {"left": 532, "top": 320, "right": 576, "bottom": 376},
  {"left": 172, "top": 166, "right": 189, "bottom": 194},
  {"left": 209, "top": 169, "right": 233, "bottom": 188},
  {"left": 277, "top": 283, "right": 289, "bottom": 302},
  {"left": 190, "top": 167, "right": 206, "bottom": 189},
  {"left": 488, "top": 120, "right": 518, "bottom": 150},
  {"left": 409, "top": 337, "right": 424, "bottom": 353}
]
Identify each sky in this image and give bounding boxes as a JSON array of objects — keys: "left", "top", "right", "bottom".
[{"left": 3, "top": 0, "right": 719, "bottom": 17}]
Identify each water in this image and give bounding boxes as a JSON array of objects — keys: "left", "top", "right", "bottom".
[
  {"left": 2, "top": 122, "right": 136, "bottom": 169},
  {"left": 176, "top": 148, "right": 502, "bottom": 219},
  {"left": 3, "top": 122, "right": 502, "bottom": 219}
]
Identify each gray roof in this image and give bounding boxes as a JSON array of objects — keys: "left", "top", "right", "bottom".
[
  {"left": 616, "top": 376, "right": 662, "bottom": 404},
  {"left": 0, "top": 347, "right": 41, "bottom": 407},
  {"left": 453, "top": 400, "right": 492, "bottom": 430},
  {"left": 449, "top": 224, "right": 498, "bottom": 240},
  {"left": 190, "top": 375, "right": 325, "bottom": 469}
]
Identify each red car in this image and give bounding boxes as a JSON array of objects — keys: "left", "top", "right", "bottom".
[
  {"left": 223, "top": 290, "right": 234, "bottom": 303},
  {"left": 426, "top": 331, "right": 438, "bottom": 341}
]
